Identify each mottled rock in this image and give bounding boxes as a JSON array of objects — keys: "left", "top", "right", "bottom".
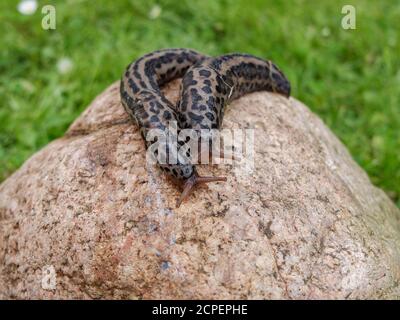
[{"left": 1, "top": 80, "right": 400, "bottom": 299}]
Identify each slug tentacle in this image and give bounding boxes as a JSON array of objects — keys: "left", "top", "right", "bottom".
[{"left": 176, "top": 171, "right": 227, "bottom": 208}]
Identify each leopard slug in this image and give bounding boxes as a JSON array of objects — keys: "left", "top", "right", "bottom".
[{"left": 120, "top": 49, "right": 291, "bottom": 207}]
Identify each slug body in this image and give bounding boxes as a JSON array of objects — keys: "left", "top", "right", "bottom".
[
  {"left": 120, "top": 48, "right": 207, "bottom": 178},
  {"left": 178, "top": 54, "right": 291, "bottom": 132},
  {"left": 120, "top": 49, "right": 291, "bottom": 207}
]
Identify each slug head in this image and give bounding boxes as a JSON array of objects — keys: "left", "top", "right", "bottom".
[
  {"left": 160, "top": 164, "right": 226, "bottom": 207},
  {"left": 160, "top": 163, "right": 194, "bottom": 179}
]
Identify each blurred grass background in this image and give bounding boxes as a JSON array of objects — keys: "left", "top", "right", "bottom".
[{"left": 0, "top": 0, "right": 399, "bottom": 206}]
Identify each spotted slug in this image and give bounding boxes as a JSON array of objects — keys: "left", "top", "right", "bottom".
[{"left": 120, "top": 48, "right": 291, "bottom": 207}]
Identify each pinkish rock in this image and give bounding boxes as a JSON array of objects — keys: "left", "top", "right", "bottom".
[{"left": 1, "top": 80, "right": 399, "bottom": 299}]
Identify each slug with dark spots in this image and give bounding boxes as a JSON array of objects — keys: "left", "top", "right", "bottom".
[{"left": 120, "top": 49, "right": 291, "bottom": 207}]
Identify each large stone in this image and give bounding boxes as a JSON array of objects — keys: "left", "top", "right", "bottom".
[{"left": 0, "top": 80, "right": 399, "bottom": 299}]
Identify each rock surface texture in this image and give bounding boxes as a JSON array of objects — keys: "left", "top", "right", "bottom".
[{"left": 1, "top": 80, "right": 400, "bottom": 299}]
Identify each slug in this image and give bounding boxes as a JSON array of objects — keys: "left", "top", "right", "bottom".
[{"left": 120, "top": 49, "right": 291, "bottom": 207}]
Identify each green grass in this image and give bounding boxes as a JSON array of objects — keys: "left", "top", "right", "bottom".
[{"left": 0, "top": 0, "right": 399, "bottom": 206}]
